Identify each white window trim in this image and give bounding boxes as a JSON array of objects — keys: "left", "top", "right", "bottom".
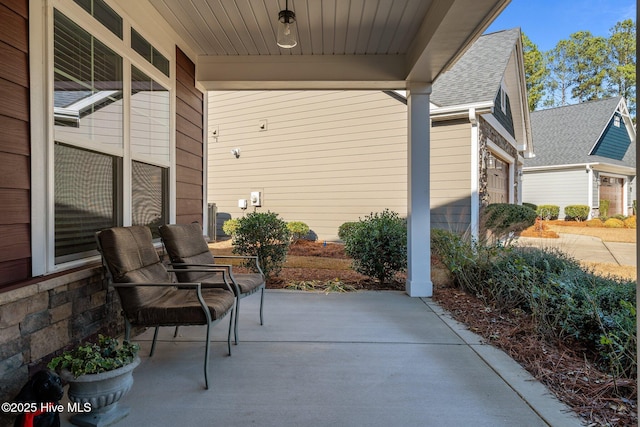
[{"left": 30, "top": 0, "right": 176, "bottom": 276}]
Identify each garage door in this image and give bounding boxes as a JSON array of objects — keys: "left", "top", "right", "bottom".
[
  {"left": 487, "top": 157, "right": 509, "bottom": 204},
  {"left": 600, "top": 176, "right": 624, "bottom": 216}
]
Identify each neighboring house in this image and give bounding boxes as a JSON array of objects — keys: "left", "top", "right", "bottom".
[
  {"left": 522, "top": 97, "right": 636, "bottom": 218},
  {"left": 208, "top": 28, "right": 533, "bottom": 240}
]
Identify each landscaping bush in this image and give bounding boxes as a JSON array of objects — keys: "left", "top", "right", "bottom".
[
  {"left": 536, "top": 204, "right": 559, "bottom": 220},
  {"left": 611, "top": 214, "right": 627, "bottom": 221},
  {"left": 222, "top": 218, "right": 240, "bottom": 236},
  {"left": 522, "top": 202, "right": 537, "bottom": 211},
  {"left": 337, "top": 221, "right": 358, "bottom": 241},
  {"left": 431, "top": 229, "right": 637, "bottom": 378},
  {"left": 286, "top": 221, "right": 310, "bottom": 243},
  {"left": 343, "top": 209, "right": 406, "bottom": 286},
  {"left": 585, "top": 218, "right": 603, "bottom": 227},
  {"left": 599, "top": 199, "right": 610, "bottom": 218},
  {"left": 604, "top": 218, "right": 625, "bottom": 228},
  {"left": 532, "top": 269, "right": 636, "bottom": 378},
  {"left": 232, "top": 211, "right": 290, "bottom": 280},
  {"left": 623, "top": 216, "right": 636, "bottom": 229},
  {"left": 482, "top": 203, "right": 536, "bottom": 241},
  {"left": 564, "top": 205, "right": 590, "bottom": 221}
]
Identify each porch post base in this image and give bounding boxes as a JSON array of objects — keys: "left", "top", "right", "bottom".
[{"left": 406, "top": 279, "right": 432, "bottom": 298}]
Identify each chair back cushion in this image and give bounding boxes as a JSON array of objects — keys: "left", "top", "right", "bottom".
[
  {"left": 160, "top": 223, "right": 215, "bottom": 282},
  {"left": 97, "top": 226, "right": 172, "bottom": 314}
]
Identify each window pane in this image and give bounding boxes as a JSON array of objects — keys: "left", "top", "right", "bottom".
[
  {"left": 132, "top": 161, "right": 168, "bottom": 238},
  {"left": 73, "top": 0, "right": 123, "bottom": 39},
  {"left": 152, "top": 48, "right": 170, "bottom": 77},
  {"left": 131, "top": 66, "right": 170, "bottom": 164},
  {"left": 55, "top": 143, "right": 119, "bottom": 264},
  {"left": 132, "top": 28, "right": 170, "bottom": 77},
  {"left": 131, "top": 28, "right": 151, "bottom": 62},
  {"left": 54, "top": 9, "right": 123, "bottom": 152}
]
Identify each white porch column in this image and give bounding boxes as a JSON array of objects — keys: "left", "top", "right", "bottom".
[{"left": 406, "top": 82, "right": 432, "bottom": 297}]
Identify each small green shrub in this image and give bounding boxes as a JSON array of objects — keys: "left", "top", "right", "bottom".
[
  {"left": 286, "top": 221, "right": 310, "bottom": 243},
  {"left": 338, "top": 221, "right": 358, "bottom": 241},
  {"left": 623, "top": 216, "right": 636, "bottom": 229},
  {"left": 599, "top": 199, "right": 610, "bottom": 217},
  {"left": 536, "top": 205, "right": 559, "bottom": 220},
  {"left": 522, "top": 202, "right": 537, "bottom": 211},
  {"left": 232, "top": 211, "right": 290, "bottom": 280},
  {"left": 585, "top": 218, "right": 603, "bottom": 227},
  {"left": 564, "top": 205, "right": 590, "bottom": 221},
  {"left": 222, "top": 218, "right": 240, "bottom": 236},
  {"left": 343, "top": 209, "right": 407, "bottom": 286},
  {"left": 482, "top": 204, "right": 537, "bottom": 240},
  {"left": 611, "top": 214, "right": 627, "bottom": 221},
  {"left": 604, "top": 218, "right": 625, "bottom": 228}
]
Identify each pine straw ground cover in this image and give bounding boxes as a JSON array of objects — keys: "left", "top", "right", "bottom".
[{"left": 211, "top": 237, "right": 637, "bottom": 426}]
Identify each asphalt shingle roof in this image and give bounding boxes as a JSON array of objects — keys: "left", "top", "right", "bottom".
[
  {"left": 431, "top": 28, "right": 520, "bottom": 107},
  {"left": 525, "top": 97, "right": 635, "bottom": 168}
]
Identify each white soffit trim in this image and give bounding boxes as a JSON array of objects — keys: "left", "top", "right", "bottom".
[{"left": 430, "top": 101, "right": 493, "bottom": 120}]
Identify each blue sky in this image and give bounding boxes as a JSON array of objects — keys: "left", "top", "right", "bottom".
[{"left": 485, "top": 0, "right": 637, "bottom": 51}]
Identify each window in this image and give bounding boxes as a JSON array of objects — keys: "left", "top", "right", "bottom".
[
  {"left": 54, "top": 10, "right": 123, "bottom": 152},
  {"left": 54, "top": 143, "right": 121, "bottom": 263},
  {"left": 131, "top": 66, "right": 170, "bottom": 164},
  {"left": 131, "top": 28, "right": 170, "bottom": 77},
  {"left": 132, "top": 161, "right": 169, "bottom": 237},
  {"left": 73, "top": 0, "right": 123, "bottom": 39},
  {"left": 49, "top": 6, "right": 172, "bottom": 267},
  {"left": 614, "top": 115, "right": 621, "bottom": 127},
  {"left": 500, "top": 85, "right": 507, "bottom": 114}
]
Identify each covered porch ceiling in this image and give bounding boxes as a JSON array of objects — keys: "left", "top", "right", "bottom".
[{"left": 142, "top": 0, "right": 510, "bottom": 90}]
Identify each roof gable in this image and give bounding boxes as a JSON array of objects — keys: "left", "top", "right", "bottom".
[
  {"left": 526, "top": 97, "right": 636, "bottom": 169},
  {"left": 431, "top": 28, "right": 520, "bottom": 107},
  {"left": 590, "top": 111, "right": 633, "bottom": 160}
]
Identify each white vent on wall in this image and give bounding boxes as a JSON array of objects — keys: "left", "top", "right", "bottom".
[{"left": 250, "top": 191, "right": 261, "bottom": 206}]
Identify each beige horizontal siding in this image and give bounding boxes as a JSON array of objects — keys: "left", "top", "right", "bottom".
[
  {"left": 430, "top": 121, "right": 472, "bottom": 232},
  {"left": 208, "top": 91, "right": 475, "bottom": 240},
  {"left": 208, "top": 90, "right": 408, "bottom": 241}
]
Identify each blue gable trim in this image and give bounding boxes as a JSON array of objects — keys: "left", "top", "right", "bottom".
[{"left": 591, "top": 112, "right": 632, "bottom": 161}]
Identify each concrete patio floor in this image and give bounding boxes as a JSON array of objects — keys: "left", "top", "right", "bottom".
[{"left": 60, "top": 290, "right": 583, "bottom": 427}]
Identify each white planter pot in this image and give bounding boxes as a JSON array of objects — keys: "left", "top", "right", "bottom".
[{"left": 60, "top": 356, "right": 140, "bottom": 427}]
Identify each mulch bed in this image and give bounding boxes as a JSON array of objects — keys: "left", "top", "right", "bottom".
[{"left": 270, "top": 240, "right": 638, "bottom": 426}]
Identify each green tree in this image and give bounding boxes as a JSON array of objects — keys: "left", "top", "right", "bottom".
[
  {"left": 522, "top": 33, "right": 547, "bottom": 111},
  {"left": 566, "top": 31, "right": 608, "bottom": 102},
  {"left": 543, "top": 40, "right": 573, "bottom": 107},
  {"left": 605, "top": 19, "right": 636, "bottom": 117}
]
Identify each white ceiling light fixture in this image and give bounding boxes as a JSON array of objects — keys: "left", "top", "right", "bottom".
[{"left": 277, "top": 0, "right": 297, "bottom": 48}]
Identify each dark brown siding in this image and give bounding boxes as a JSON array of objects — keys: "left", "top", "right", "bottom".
[
  {"left": 175, "top": 47, "right": 203, "bottom": 224},
  {"left": 0, "top": 0, "right": 30, "bottom": 288}
]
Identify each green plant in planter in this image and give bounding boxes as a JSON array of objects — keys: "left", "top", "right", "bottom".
[{"left": 48, "top": 334, "right": 140, "bottom": 378}]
